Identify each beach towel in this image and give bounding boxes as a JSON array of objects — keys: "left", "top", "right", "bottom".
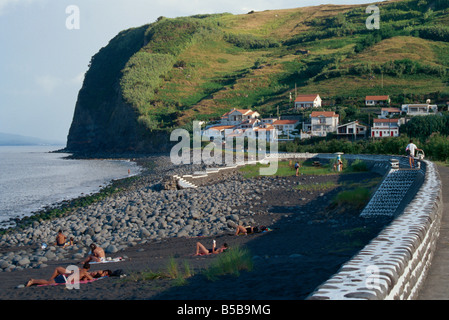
[
  {"left": 89, "top": 257, "right": 124, "bottom": 264},
  {"left": 36, "top": 276, "right": 108, "bottom": 287}
]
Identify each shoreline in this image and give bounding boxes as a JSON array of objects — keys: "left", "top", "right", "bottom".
[
  {"left": 0, "top": 155, "right": 393, "bottom": 300},
  {"left": 0, "top": 149, "right": 148, "bottom": 232}
]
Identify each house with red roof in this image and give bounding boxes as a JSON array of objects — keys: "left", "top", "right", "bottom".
[
  {"left": 294, "top": 94, "right": 322, "bottom": 109},
  {"left": 371, "top": 118, "right": 405, "bottom": 138},
  {"left": 309, "top": 111, "right": 339, "bottom": 137},
  {"left": 365, "top": 95, "right": 390, "bottom": 106},
  {"left": 220, "top": 108, "right": 260, "bottom": 125},
  {"left": 272, "top": 119, "right": 300, "bottom": 135}
]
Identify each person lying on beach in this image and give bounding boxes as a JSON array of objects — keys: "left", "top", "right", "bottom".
[
  {"left": 235, "top": 225, "right": 267, "bottom": 235},
  {"left": 195, "top": 241, "right": 228, "bottom": 256},
  {"left": 55, "top": 230, "right": 67, "bottom": 247},
  {"left": 90, "top": 269, "right": 112, "bottom": 278},
  {"left": 25, "top": 263, "right": 93, "bottom": 287},
  {"left": 82, "top": 243, "right": 106, "bottom": 264}
]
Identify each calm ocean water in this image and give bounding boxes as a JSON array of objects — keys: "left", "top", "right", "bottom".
[{"left": 0, "top": 146, "right": 141, "bottom": 228}]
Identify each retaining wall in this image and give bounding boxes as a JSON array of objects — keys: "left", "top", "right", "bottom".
[{"left": 273, "top": 153, "right": 442, "bottom": 300}]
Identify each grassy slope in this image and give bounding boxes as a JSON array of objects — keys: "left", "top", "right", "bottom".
[{"left": 116, "top": 0, "right": 449, "bottom": 130}]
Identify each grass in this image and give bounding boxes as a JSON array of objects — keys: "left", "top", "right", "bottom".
[
  {"left": 123, "top": 247, "right": 254, "bottom": 286},
  {"left": 203, "top": 246, "right": 254, "bottom": 281},
  {"left": 126, "top": 257, "right": 195, "bottom": 286},
  {"left": 332, "top": 187, "right": 372, "bottom": 210},
  {"left": 239, "top": 158, "right": 371, "bottom": 178}
]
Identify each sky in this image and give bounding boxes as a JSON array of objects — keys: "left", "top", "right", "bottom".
[{"left": 0, "top": 0, "right": 377, "bottom": 143}]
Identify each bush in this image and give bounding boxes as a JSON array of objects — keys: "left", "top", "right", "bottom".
[{"left": 224, "top": 33, "right": 281, "bottom": 49}]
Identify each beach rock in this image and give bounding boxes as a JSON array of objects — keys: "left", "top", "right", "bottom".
[
  {"left": 17, "top": 258, "right": 30, "bottom": 266},
  {"left": 105, "top": 245, "right": 118, "bottom": 254}
]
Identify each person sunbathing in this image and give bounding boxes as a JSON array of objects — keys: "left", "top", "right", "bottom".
[
  {"left": 90, "top": 269, "right": 112, "bottom": 278},
  {"left": 81, "top": 243, "right": 106, "bottom": 264},
  {"left": 235, "top": 225, "right": 267, "bottom": 235},
  {"left": 195, "top": 241, "right": 228, "bottom": 256},
  {"left": 26, "top": 263, "right": 93, "bottom": 287}
]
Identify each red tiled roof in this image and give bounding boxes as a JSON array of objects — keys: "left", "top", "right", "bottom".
[
  {"left": 366, "top": 95, "right": 390, "bottom": 101},
  {"left": 273, "top": 120, "right": 299, "bottom": 125},
  {"left": 373, "top": 118, "right": 399, "bottom": 123},
  {"left": 295, "top": 94, "right": 319, "bottom": 102},
  {"left": 310, "top": 111, "right": 338, "bottom": 118}
]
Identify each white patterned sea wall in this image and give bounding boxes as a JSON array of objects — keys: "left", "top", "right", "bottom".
[{"left": 307, "top": 160, "right": 442, "bottom": 300}]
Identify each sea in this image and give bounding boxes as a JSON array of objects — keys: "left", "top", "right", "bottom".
[{"left": 0, "top": 145, "right": 141, "bottom": 229}]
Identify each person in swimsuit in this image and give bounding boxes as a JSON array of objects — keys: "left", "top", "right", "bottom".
[
  {"left": 82, "top": 243, "right": 106, "bottom": 264},
  {"left": 25, "top": 263, "right": 93, "bottom": 287},
  {"left": 234, "top": 225, "right": 266, "bottom": 235},
  {"left": 55, "top": 230, "right": 67, "bottom": 247},
  {"left": 195, "top": 241, "right": 228, "bottom": 256}
]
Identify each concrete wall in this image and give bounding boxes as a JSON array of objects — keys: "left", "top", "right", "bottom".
[{"left": 284, "top": 154, "right": 442, "bottom": 300}]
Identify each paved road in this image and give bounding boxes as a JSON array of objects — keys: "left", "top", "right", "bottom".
[{"left": 417, "top": 164, "right": 449, "bottom": 300}]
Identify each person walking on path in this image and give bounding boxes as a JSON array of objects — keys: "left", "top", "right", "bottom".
[{"left": 405, "top": 140, "right": 423, "bottom": 168}]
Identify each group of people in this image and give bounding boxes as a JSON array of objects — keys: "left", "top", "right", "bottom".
[
  {"left": 27, "top": 221, "right": 271, "bottom": 286},
  {"left": 26, "top": 231, "right": 114, "bottom": 288}
]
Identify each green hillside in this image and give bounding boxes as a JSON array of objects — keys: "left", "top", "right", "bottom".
[{"left": 78, "top": 0, "right": 449, "bottom": 137}]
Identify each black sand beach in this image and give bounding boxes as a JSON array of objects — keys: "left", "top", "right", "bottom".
[{"left": 0, "top": 158, "right": 392, "bottom": 302}]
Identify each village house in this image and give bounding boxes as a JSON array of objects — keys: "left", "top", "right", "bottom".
[
  {"left": 201, "top": 125, "right": 235, "bottom": 141},
  {"left": 220, "top": 108, "right": 260, "bottom": 125},
  {"left": 401, "top": 103, "right": 438, "bottom": 116},
  {"left": 272, "top": 119, "right": 300, "bottom": 136},
  {"left": 336, "top": 121, "right": 367, "bottom": 139},
  {"left": 308, "top": 111, "right": 339, "bottom": 137},
  {"left": 379, "top": 107, "right": 401, "bottom": 118},
  {"left": 365, "top": 95, "right": 390, "bottom": 106},
  {"left": 294, "top": 94, "right": 322, "bottom": 109},
  {"left": 371, "top": 118, "right": 406, "bottom": 138},
  {"left": 234, "top": 118, "right": 260, "bottom": 130}
]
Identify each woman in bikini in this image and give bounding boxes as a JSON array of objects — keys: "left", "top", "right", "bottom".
[{"left": 195, "top": 241, "right": 228, "bottom": 256}]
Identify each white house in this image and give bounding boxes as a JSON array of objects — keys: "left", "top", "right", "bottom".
[
  {"left": 294, "top": 94, "right": 322, "bottom": 109},
  {"left": 272, "top": 119, "right": 300, "bottom": 135},
  {"left": 380, "top": 107, "right": 401, "bottom": 118},
  {"left": 371, "top": 118, "right": 405, "bottom": 138},
  {"left": 336, "top": 121, "right": 367, "bottom": 138},
  {"left": 234, "top": 118, "right": 260, "bottom": 130},
  {"left": 202, "top": 125, "right": 235, "bottom": 141},
  {"left": 365, "top": 95, "right": 390, "bottom": 106},
  {"left": 220, "top": 108, "right": 260, "bottom": 125},
  {"left": 401, "top": 103, "right": 438, "bottom": 116},
  {"left": 309, "top": 111, "right": 339, "bottom": 137}
]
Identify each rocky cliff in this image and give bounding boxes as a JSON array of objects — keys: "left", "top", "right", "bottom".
[{"left": 65, "top": 24, "right": 173, "bottom": 156}]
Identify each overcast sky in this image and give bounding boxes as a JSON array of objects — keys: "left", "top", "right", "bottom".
[{"left": 0, "top": 0, "right": 376, "bottom": 142}]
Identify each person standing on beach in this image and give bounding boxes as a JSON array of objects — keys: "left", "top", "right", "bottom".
[{"left": 405, "top": 140, "right": 422, "bottom": 168}]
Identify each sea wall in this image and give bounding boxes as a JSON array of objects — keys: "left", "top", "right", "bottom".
[{"left": 273, "top": 153, "right": 443, "bottom": 300}]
